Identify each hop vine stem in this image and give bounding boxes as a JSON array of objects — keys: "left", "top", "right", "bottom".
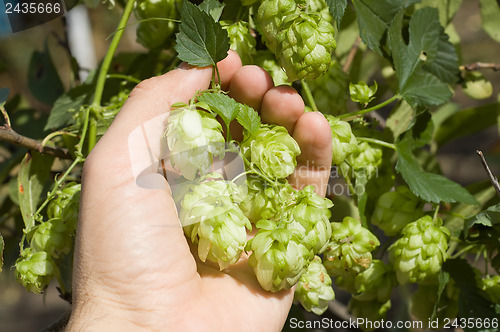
[{"left": 338, "top": 94, "right": 400, "bottom": 120}]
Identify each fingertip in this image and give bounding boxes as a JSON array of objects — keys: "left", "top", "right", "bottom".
[
  {"left": 261, "top": 85, "right": 305, "bottom": 134},
  {"left": 228, "top": 65, "right": 274, "bottom": 111},
  {"left": 293, "top": 112, "right": 332, "bottom": 166}
]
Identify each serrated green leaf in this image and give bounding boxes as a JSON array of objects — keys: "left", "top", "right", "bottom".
[
  {"left": 326, "top": 0, "right": 348, "bottom": 29},
  {"left": 0, "top": 87, "right": 9, "bottom": 106},
  {"left": 237, "top": 104, "right": 261, "bottom": 135},
  {"left": 18, "top": 152, "right": 55, "bottom": 230},
  {"left": 431, "top": 270, "right": 450, "bottom": 320},
  {"left": 389, "top": 7, "right": 459, "bottom": 106},
  {"left": 480, "top": 0, "right": 500, "bottom": 42},
  {"left": 463, "top": 203, "right": 500, "bottom": 241},
  {"left": 175, "top": 0, "right": 230, "bottom": 67},
  {"left": 395, "top": 140, "right": 477, "bottom": 204},
  {"left": 352, "top": 0, "right": 418, "bottom": 55},
  {"left": 197, "top": 92, "right": 239, "bottom": 125},
  {"left": 387, "top": 101, "right": 415, "bottom": 140},
  {"left": 45, "top": 85, "right": 93, "bottom": 130},
  {"left": 199, "top": 0, "right": 225, "bottom": 21},
  {"left": 27, "top": 41, "right": 64, "bottom": 105}
]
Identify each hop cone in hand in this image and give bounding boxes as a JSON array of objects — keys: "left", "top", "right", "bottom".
[
  {"left": 286, "top": 185, "right": 333, "bottom": 254},
  {"left": 180, "top": 174, "right": 251, "bottom": 270},
  {"left": 221, "top": 20, "right": 256, "bottom": 65},
  {"left": 325, "top": 115, "right": 358, "bottom": 165},
  {"left": 15, "top": 249, "right": 58, "bottom": 294},
  {"left": 241, "top": 124, "right": 300, "bottom": 180},
  {"left": 389, "top": 216, "right": 450, "bottom": 284},
  {"left": 276, "top": 13, "right": 336, "bottom": 81},
  {"left": 323, "top": 217, "right": 380, "bottom": 277},
  {"left": 371, "top": 186, "right": 424, "bottom": 236},
  {"left": 294, "top": 256, "right": 335, "bottom": 315},
  {"left": 256, "top": 0, "right": 298, "bottom": 53},
  {"left": 247, "top": 220, "right": 312, "bottom": 292},
  {"left": 239, "top": 175, "right": 281, "bottom": 223},
  {"left": 165, "top": 106, "right": 225, "bottom": 180}
]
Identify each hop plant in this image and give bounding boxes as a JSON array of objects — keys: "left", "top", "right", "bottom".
[
  {"left": 238, "top": 175, "right": 282, "bottom": 223},
  {"left": 256, "top": 0, "right": 298, "bottom": 53},
  {"left": 180, "top": 174, "right": 251, "bottom": 270},
  {"left": 410, "top": 283, "right": 459, "bottom": 324},
  {"left": 253, "top": 50, "right": 290, "bottom": 86},
  {"left": 31, "top": 218, "right": 74, "bottom": 259},
  {"left": 342, "top": 142, "right": 382, "bottom": 179},
  {"left": 305, "top": 61, "right": 349, "bottom": 115},
  {"left": 47, "top": 182, "right": 81, "bottom": 231},
  {"left": 165, "top": 106, "right": 225, "bottom": 180},
  {"left": 353, "top": 260, "right": 395, "bottom": 302},
  {"left": 285, "top": 185, "right": 333, "bottom": 254},
  {"left": 389, "top": 216, "right": 450, "bottom": 285},
  {"left": 276, "top": 12, "right": 336, "bottom": 81},
  {"left": 323, "top": 217, "right": 380, "bottom": 277},
  {"left": 325, "top": 115, "right": 358, "bottom": 165},
  {"left": 480, "top": 275, "right": 500, "bottom": 304},
  {"left": 371, "top": 186, "right": 424, "bottom": 236},
  {"left": 294, "top": 256, "right": 335, "bottom": 315},
  {"left": 247, "top": 220, "right": 313, "bottom": 292},
  {"left": 134, "top": 0, "right": 181, "bottom": 50},
  {"left": 298, "top": 0, "right": 332, "bottom": 23},
  {"left": 349, "top": 298, "right": 391, "bottom": 332},
  {"left": 15, "top": 249, "right": 58, "bottom": 294},
  {"left": 241, "top": 124, "right": 300, "bottom": 180},
  {"left": 220, "top": 20, "right": 256, "bottom": 65}
]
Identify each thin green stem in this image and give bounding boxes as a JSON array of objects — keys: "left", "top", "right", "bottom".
[
  {"left": 41, "top": 131, "right": 77, "bottom": 147},
  {"left": 451, "top": 244, "right": 476, "bottom": 259},
  {"left": 433, "top": 204, "right": 440, "bottom": 222},
  {"left": 106, "top": 74, "right": 141, "bottom": 84},
  {"left": 357, "top": 137, "right": 397, "bottom": 151},
  {"left": 338, "top": 94, "right": 400, "bottom": 119},
  {"left": 87, "top": 117, "right": 97, "bottom": 154},
  {"left": 92, "top": 0, "right": 136, "bottom": 107},
  {"left": 301, "top": 80, "right": 318, "bottom": 112}
]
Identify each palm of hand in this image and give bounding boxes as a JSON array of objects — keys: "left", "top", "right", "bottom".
[{"left": 68, "top": 51, "right": 332, "bottom": 331}]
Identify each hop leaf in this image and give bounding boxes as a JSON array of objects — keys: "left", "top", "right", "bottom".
[
  {"left": 241, "top": 124, "right": 300, "bottom": 180},
  {"left": 323, "top": 217, "right": 380, "bottom": 277},
  {"left": 165, "top": 105, "right": 225, "bottom": 180},
  {"left": 15, "top": 249, "right": 58, "bottom": 294},
  {"left": 294, "top": 256, "right": 335, "bottom": 315},
  {"left": 371, "top": 186, "right": 425, "bottom": 236},
  {"left": 276, "top": 13, "right": 336, "bottom": 81},
  {"left": 247, "top": 224, "right": 312, "bottom": 292},
  {"left": 180, "top": 174, "right": 251, "bottom": 270},
  {"left": 326, "top": 115, "right": 358, "bottom": 165},
  {"left": 389, "top": 216, "right": 450, "bottom": 284}
]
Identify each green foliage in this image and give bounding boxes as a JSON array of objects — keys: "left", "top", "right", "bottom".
[
  {"left": 325, "top": 0, "right": 347, "bottom": 28},
  {"left": 175, "top": 0, "right": 230, "bottom": 67},
  {"left": 480, "top": 0, "right": 500, "bottom": 42}
]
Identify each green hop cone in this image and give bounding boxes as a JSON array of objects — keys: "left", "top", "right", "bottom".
[
  {"left": 389, "top": 216, "right": 450, "bottom": 285},
  {"left": 286, "top": 185, "right": 333, "bottom": 254},
  {"left": 248, "top": 220, "right": 313, "bottom": 292},
  {"left": 342, "top": 142, "right": 382, "bottom": 179},
  {"left": 349, "top": 298, "right": 391, "bottom": 332},
  {"left": 410, "top": 283, "right": 459, "bottom": 324},
  {"left": 371, "top": 186, "right": 425, "bottom": 236},
  {"left": 253, "top": 50, "right": 290, "bottom": 86},
  {"left": 353, "top": 259, "right": 395, "bottom": 302},
  {"left": 294, "top": 256, "right": 335, "bottom": 315},
  {"left": 134, "top": 0, "right": 180, "bottom": 50},
  {"left": 305, "top": 61, "right": 349, "bottom": 115},
  {"left": 165, "top": 106, "right": 225, "bottom": 180},
  {"left": 238, "top": 175, "right": 281, "bottom": 223},
  {"left": 47, "top": 182, "right": 81, "bottom": 232},
  {"left": 276, "top": 13, "right": 336, "bottom": 81},
  {"left": 221, "top": 20, "right": 256, "bottom": 65},
  {"left": 349, "top": 81, "right": 378, "bottom": 106},
  {"left": 241, "top": 124, "right": 300, "bottom": 180},
  {"left": 480, "top": 275, "right": 500, "bottom": 304},
  {"left": 297, "top": 0, "right": 332, "bottom": 23},
  {"left": 325, "top": 115, "right": 358, "bottom": 165},
  {"left": 180, "top": 174, "right": 251, "bottom": 270},
  {"left": 256, "top": 0, "right": 298, "bottom": 53},
  {"left": 15, "top": 249, "right": 58, "bottom": 294},
  {"left": 31, "top": 218, "right": 74, "bottom": 259},
  {"left": 323, "top": 217, "right": 380, "bottom": 277}
]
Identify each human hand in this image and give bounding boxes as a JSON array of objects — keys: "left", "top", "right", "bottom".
[{"left": 67, "top": 51, "right": 332, "bottom": 331}]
